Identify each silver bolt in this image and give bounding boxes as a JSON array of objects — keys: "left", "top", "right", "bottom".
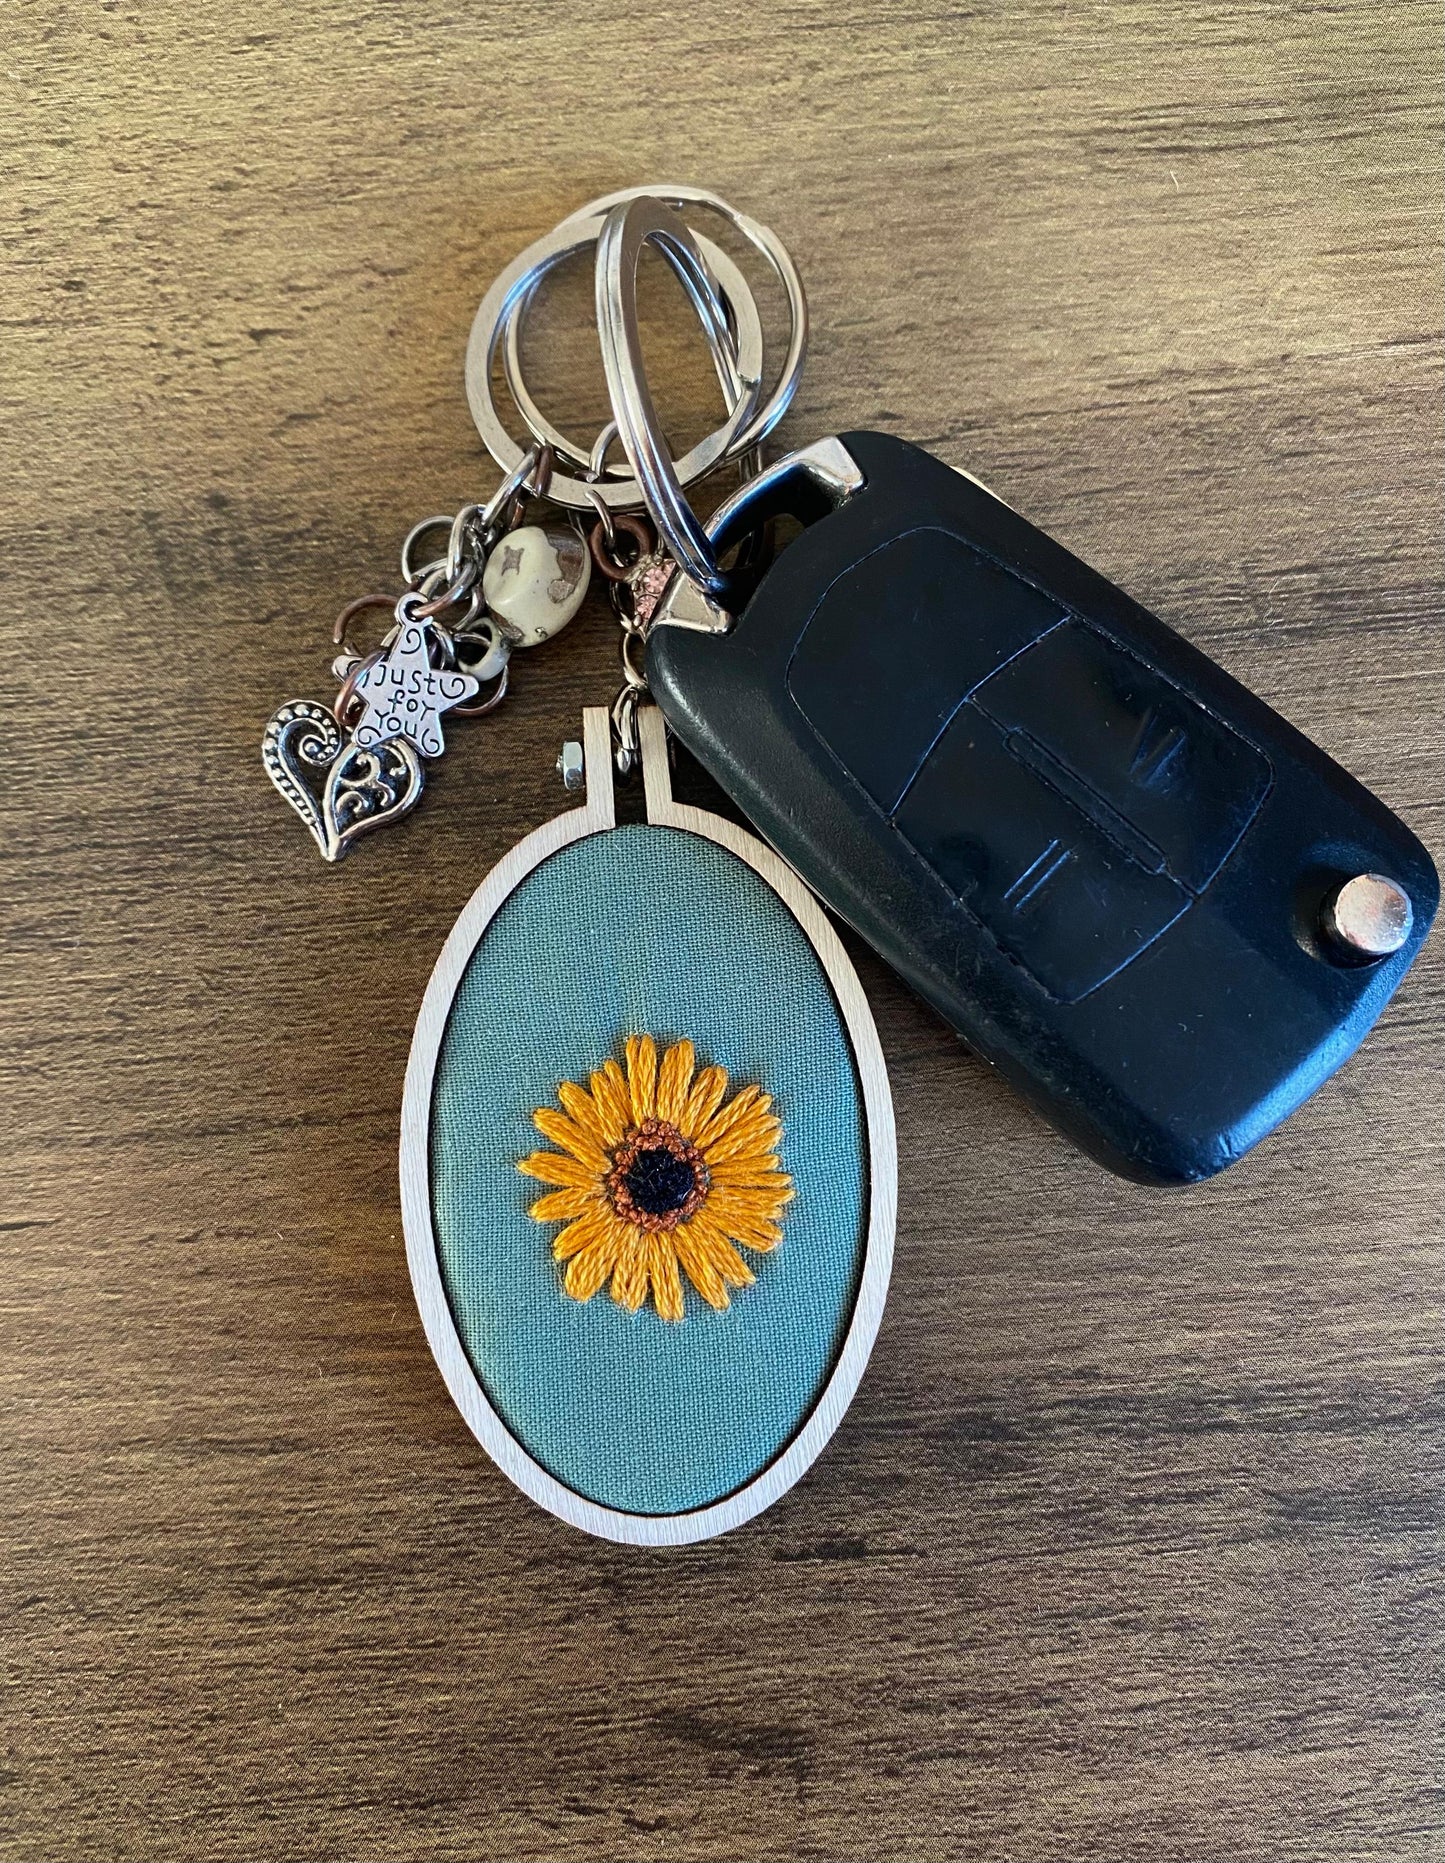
[
  {"left": 556, "top": 740, "right": 585, "bottom": 792},
  {"left": 1321, "top": 873, "right": 1413, "bottom": 961}
]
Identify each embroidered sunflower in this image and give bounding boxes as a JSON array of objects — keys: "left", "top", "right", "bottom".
[{"left": 518, "top": 1036, "right": 793, "bottom": 1322}]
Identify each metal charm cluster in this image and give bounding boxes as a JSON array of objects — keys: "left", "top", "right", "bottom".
[
  {"left": 261, "top": 449, "right": 585, "bottom": 860},
  {"left": 262, "top": 184, "right": 806, "bottom": 860}
]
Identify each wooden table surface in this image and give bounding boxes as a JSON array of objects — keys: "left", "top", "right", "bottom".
[{"left": 4, "top": 4, "right": 1441, "bottom": 1859}]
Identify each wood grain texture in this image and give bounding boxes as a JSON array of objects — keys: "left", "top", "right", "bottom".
[{"left": 2, "top": 3, "right": 1440, "bottom": 1858}]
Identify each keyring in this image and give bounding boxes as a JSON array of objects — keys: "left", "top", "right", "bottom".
[
  {"left": 559, "top": 183, "right": 808, "bottom": 458},
  {"left": 497, "top": 185, "right": 808, "bottom": 483},
  {"left": 501, "top": 273, "right": 744, "bottom": 479},
  {"left": 597, "top": 197, "right": 753, "bottom": 590},
  {"left": 501, "top": 263, "right": 747, "bottom": 480},
  {"left": 467, "top": 213, "right": 763, "bottom": 511}
]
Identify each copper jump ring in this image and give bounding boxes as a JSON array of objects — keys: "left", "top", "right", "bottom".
[
  {"left": 584, "top": 483, "right": 616, "bottom": 550},
  {"left": 333, "top": 647, "right": 386, "bottom": 727},
  {"left": 589, "top": 513, "right": 653, "bottom": 582},
  {"left": 413, "top": 570, "right": 478, "bottom": 621},
  {"left": 332, "top": 591, "right": 398, "bottom": 651}
]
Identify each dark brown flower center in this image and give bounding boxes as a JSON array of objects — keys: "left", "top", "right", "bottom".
[{"left": 606, "top": 1118, "right": 710, "bottom": 1233}]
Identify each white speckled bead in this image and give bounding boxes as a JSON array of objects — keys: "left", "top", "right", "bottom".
[{"left": 481, "top": 525, "right": 590, "bottom": 647}]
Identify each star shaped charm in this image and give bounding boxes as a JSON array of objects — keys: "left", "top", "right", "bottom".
[{"left": 351, "top": 616, "right": 480, "bottom": 759}]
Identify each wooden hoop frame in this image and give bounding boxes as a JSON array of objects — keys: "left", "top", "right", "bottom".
[{"left": 399, "top": 705, "right": 897, "bottom": 1545}]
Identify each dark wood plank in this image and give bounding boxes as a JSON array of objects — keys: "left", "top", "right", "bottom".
[{"left": 3, "top": 3, "right": 1441, "bottom": 1858}]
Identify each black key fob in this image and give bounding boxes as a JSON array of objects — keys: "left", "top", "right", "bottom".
[{"left": 646, "top": 431, "right": 1437, "bottom": 1185}]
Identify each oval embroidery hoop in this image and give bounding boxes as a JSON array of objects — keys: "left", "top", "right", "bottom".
[{"left": 400, "top": 705, "right": 897, "bottom": 1545}]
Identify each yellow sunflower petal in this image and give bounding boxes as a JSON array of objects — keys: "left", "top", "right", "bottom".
[
  {"left": 528, "top": 1187, "right": 601, "bottom": 1222},
  {"left": 648, "top": 1235, "right": 686, "bottom": 1323},
  {"left": 655, "top": 1039, "right": 695, "bottom": 1125},
  {"left": 696, "top": 1084, "right": 768, "bottom": 1153},
  {"left": 707, "top": 1159, "right": 790, "bottom": 1188},
  {"left": 704, "top": 1115, "right": 783, "bottom": 1166},
  {"left": 679, "top": 1064, "right": 729, "bottom": 1139},
  {"left": 711, "top": 1176, "right": 794, "bottom": 1208},
  {"left": 711, "top": 1206, "right": 793, "bottom": 1246},
  {"left": 589, "top": 1060, "right": 632, "bottom": 1146},
  {"left": 711, "top": 1240, "right": 757, "bottom": 1289},
  {"left": 741, "top": 1191, "right": 796, "bottom": 1223},
  {"left": 705, "top": 1185, "right": 788, "bottom": 1211},
  {"left": 564, "top": 1232, "right": 620, "bottom": 1301},
  {"left": 686, "top": 1208, "right": 757, "bottom": 1290},
  {"left": 710, "top": 1144, "right": 780, "bottom": 1176},
  {"left": 625, "top": 1035, "right": 658, "bottom": 1122},
  {"left": 711, "top": 1195, "right": 792, "bottom": 1225},
  {"left": 518, "top": 1149, "right": 599, "bottom": 1190},
  {"left": 609, "top": 1235, "right": 650, "bottom": 1312},
  {"left": 711, "top": 1243, "right": 756, "bottom": 1290},
  {"left": 673, "top": 1226, "right": 730, "bottom": 1310},
  {"left": 532, "top": 1106, "right": 611, "bottom": 1173},
  {"left": 556, "top": 1079, "right": 607, "bottom": 1149},
  {"left": 724, "top": 1218, "right": 786, "bottom": 1253},
  {"left": 551, "top": 1211, "right": 610, "bottom": 1262}
]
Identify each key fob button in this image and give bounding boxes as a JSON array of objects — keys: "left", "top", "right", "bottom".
[
  {"left": 895, "top": 709, "right": 1191, "bottom": 1001},
  {"left": 787, "top": 526, "right": 1065, "bottom": 812},
  {"left": 971, "top": 618, "right": 1273, "bottom": 894}
]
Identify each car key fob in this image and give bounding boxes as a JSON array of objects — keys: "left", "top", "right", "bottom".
[{"left": 646, "top": 431, "right": 1437, "bottom": 1184}]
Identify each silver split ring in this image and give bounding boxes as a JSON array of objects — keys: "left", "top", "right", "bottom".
[
  {"left": 467, "top": 214, "right": 762, "bottom": 511},
  {"left": 501, "top": 262, "right": 749, "bottom": 480},
  {"left": 596, "top": 197, "right": 765, "bottom": 590},
  {"left": 569, "top": 183, "right": 808, "bottom": 458}
]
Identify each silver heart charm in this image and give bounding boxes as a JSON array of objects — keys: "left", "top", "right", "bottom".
[{"left": 262, "top": 700, "right": 424, "bottom": 862}]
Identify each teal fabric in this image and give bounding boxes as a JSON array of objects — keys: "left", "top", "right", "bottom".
[{"left": 429, "top": 824, "right": 867, "bottom": 1516}]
